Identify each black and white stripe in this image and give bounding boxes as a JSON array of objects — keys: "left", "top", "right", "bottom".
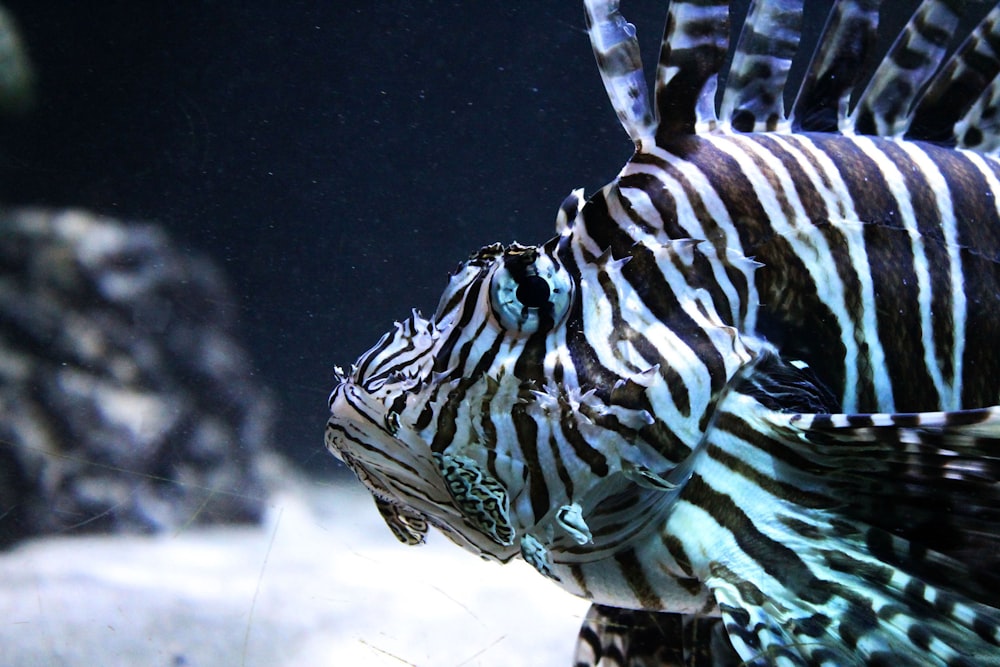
[
  {"left": 583, "top": 130, "right": 1000, "bottom": 414},
  {"left": 327, "top": 1, "right": 1000, "bottom": 665}
]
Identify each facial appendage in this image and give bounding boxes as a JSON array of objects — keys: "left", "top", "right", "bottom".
[{"left": 325, "top": 240, "right": 578, "bottom": 563}]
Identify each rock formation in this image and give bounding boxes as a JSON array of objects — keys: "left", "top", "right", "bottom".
[{"left": 0, "top": 209, "right": 272, "bottom": 547}]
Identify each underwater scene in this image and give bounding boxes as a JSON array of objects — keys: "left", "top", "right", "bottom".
[{"left": 3, "top": 0, "right": 1000, "bottom": 665}]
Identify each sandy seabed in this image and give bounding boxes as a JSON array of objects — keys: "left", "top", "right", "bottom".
[{"left": 0, "top": 474, "right": 590, "bottom": 667}]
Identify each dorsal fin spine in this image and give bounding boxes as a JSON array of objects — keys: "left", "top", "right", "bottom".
[
  {"left": 791, "top": 0, "right": 881, "bottom": 134},
  {"left": 720, "top": 0, "right": 803, "bottom": 133},
  {"left": 654, "top": 0, "right": 730, "bottom": 139},
  {"left": 955, "top": 73, "right": 1000, "bottom": 154},
  {"left": 909, "top": 5, "right": 1000, "bottom": 146},
  {"left": 589, "top": 0, "right": 1000, "bottom": 155},
  {"left": 851, "top": 0, "right": 962, "bottom": 137},
  {"left": 584, "top": 0, "right": 656, "bottom": 146}
]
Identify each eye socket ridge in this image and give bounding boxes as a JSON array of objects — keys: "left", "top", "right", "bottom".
[{"left": 488, "top": 246, "right": 573, "bottom": 334}]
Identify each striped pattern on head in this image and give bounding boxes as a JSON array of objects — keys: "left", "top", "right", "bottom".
[{"left": 329, "top": 1, "right": 1000, "bottom": 664}]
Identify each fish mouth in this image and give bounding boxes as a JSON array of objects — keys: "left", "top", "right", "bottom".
[
  {"left": 326, "top": 372, "right": 523, "bottom": 563},
  {"left": 325, "top": 379, "right": 431, "bottom": 513},
  {"left": 325, "top": 307, "right": 442, "bottom": 473},
  {"left": 324, "top": 380, "right": 365, "bottom": 464},
  {"left": 325, "top": 378, "right": 400, "bottom": 462}
]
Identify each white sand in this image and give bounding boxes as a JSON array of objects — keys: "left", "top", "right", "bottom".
[{"left": 0, "top": 478, "right": 590, "bottom": 667}]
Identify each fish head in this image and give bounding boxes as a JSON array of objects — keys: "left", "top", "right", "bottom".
[
  {"left": 327, "top": 192, "right": 762, "bottom": 564},
  {"left": 326, "top": 237, "right": 578, "bottom": 561}
]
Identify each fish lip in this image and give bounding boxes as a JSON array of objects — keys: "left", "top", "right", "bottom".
[
  {"left": 327, "top": 372, "right": 525, "bottom": 562},
  {"left": 326, "top": 379, "right": 395, "bottom": 457}
]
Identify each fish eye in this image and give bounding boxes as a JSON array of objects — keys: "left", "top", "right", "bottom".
[
  {"left": 489, "top": 247, "right": 572, "bottom": 334},
  {"left": 516, "top": 275, "right": 550, "bottom": 308}
]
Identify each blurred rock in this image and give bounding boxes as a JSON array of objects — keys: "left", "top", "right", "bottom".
[{"left": 0, "top": 208, "right": 272, "bottom": 548}]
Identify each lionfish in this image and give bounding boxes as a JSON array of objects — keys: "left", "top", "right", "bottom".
[{"left": 326, "top": 0, "right": 1000, "bottom": 664}]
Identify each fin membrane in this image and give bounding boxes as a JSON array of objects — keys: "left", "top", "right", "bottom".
[
  {"left": 655, "top": 0, "right": 730, "bottom": 138},
  {"left": 574, "top": 605, "right": 739, "bottom": 667},
  {"left": 851, "top": 0, "right": 962, "bottom": 137},
  {"left": 590, "top": 0, "right": 1000, "bottom": 154},
  {"left": 720, "top": 0, "right": 802, "bottom": 133},
  {"left": 908, "top": 5, "right": 1000, "bottom": 144},
  {"left": 792, "top": 0, "right": 881, "bottom": 133},
  {"left": 702, "top": 402, "right": 1000, "bottom": 665}
]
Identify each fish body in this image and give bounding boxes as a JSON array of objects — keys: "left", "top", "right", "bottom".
[{"left": 327, "top": 1, "right": 1000, "bottom": 664}]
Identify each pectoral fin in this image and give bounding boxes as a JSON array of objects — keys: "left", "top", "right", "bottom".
[
  {"left": 573, "top": 604, "right": 739, "bottom": 667},
  {"left": 694, "top": 403, "right": 1000, "bottom": 665}
]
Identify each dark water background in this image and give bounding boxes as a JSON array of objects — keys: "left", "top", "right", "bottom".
[{"left": 0, "top": 0, "right": 946, "bottom": 474}]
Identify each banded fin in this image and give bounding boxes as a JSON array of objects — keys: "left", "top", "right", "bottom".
[
  {"left": 654, "top": 0, "right": 730, "bottom": 138},
  {"left": 955, "top": 75, "right": 1000, "bottom": 154},
  {"left": 850, "top": 0, "right": 962, "bottom": 137},
  {"left": 785, "top": 407, "right": 1000, "bottom": 574},
  {"left": 593, "top": 0, "right": 1000, "bottom": 154},
  {"left": 374, "top": 496, "right": 428, "bottom": 546},
  {"left": 584, "top": 0, "right": 655, "bottom": 145},
  {"left": 573, "top": 605, "right": 739, "bottom": 666},
  {"left": 712, "top": 557, "right": 1000, "bottom": 667},
  {"left": 690, "top": 397, "right": 1000, "bottom": 664},
  {"left": 908, "top": 5, "right": 1000, "bottom": 145},
  {"left": 719, "top": 0, "right": 802, "bottom": 133},
  {"left": 791, "top": 0, "right": 880, "bottom": 133}
]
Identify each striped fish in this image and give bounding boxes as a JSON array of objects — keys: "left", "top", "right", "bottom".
[{"left": 326, "top": 0, "right": 1000, "bottom": 664}]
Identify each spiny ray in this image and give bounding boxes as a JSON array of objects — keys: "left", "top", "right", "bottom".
[
  {"left": 791, "top": 0, "right": 881, "bottom": 132},
  {"left": 720, "top": 0, "right": 803, "bottom": 133}
]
